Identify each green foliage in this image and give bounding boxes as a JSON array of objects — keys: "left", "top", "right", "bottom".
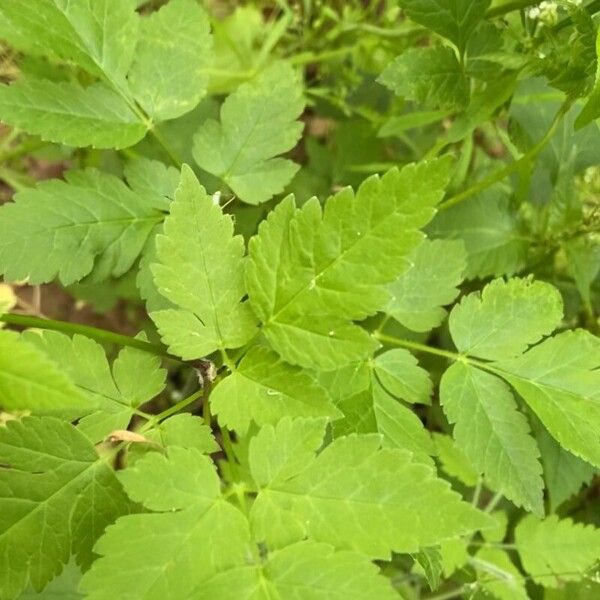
[
  {"left": 0, "top": 0, "right": 600, "bottom": 598},
  {"left": 0, "top": 417, "right": 130, "bottom": 598},
  {"left": 193, "top": 62, "right": 305, "bottom": 204}
]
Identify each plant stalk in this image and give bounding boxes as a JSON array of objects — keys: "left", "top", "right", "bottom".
[{"left": 0, "top": 313, "right": 182, "bottom": 362}]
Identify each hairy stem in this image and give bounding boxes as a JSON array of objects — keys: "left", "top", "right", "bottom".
[{"left": 0, "top": 313, "right": 183, "bottom": 362}]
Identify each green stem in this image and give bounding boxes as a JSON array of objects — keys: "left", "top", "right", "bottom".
[
  {"left": 472, "top": 478, "right": 483, "bottom": 507},
  {"left": 373, "top": 331, "right": 497, "bottom": 374},
  {"left": 424, "top": 586, "right": 475, "bottom": 600},
  {"left": 221, "top": 427, "right": 239, "bottom": 477},
  {"left": 439, "top": 99, "right": 571, "bottom": 211},
  {"left": 288, "top": 45, "right": 357, "bottom": 65},
  {"left": 485, "top": 0, "right": 540, "bottom": 19},
  {"left": 0, "top": 313, "right": 183, "bottom": 362},
  {"left": 484, "top": 491, "right": 504, "bottom": 513},
  {"left": 149, "top": 127, "right": 183, "bottom": 169},
  {"left": 373, "top": 332, "right": 461, "bottom": 362},
  {"left": 149, "top": 387, "right": 204, "bottom": 425}
]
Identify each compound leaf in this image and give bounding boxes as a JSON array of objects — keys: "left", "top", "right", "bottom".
[
  {"left": 249, "top": 418, "right": 492, "bottom": 557},
  {"left": 449, "top": 277, "right": 563, "bottom": 360},
  {"left": 80, "top": 446, "right": 251, "bottom": 600},
  {"left": 440, "top": 362, "right": 544, "bottom": 515},
  {"left": 0, "top": 168, "right": 165, "bottom": 285},
  {"left": 246, "top": 159, "right": 452, "bottom": 369},
  {"left": 193, "top": 62, "right": 305, "bottom": 204},
  {"left": 152, "top": 166, "right": 257, "bottom": 359}
]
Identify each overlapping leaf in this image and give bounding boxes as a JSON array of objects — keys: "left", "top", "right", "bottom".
[
  {"left": 0, "top": 417, "right": 130, "bottom": 599},
  {"left": 0, "top": 331, "right": 88, "bottom": 414},
  {"left": 249, "top": 418, "right": 491, "bottom": 557},
  {"left": 515, "top": 515, "right": 600, "bottom": 587},
  {"left": 386, "top": 239, "right": 466, "bottom": 332},
  {"left": 379, "top": 47, "right": 469, "bottom": 109},
  {"left": 152, "top": 166, "right": 257, "bottom": 359},
  {"left": 246, "top": 158, "right": 452, "bottom": 369},
  {"left": 399, "top": 0, "right": 491, "bottom": 52},
  {"left": 193, "top": 62, "right": 305, "bottom": 204},
  {"left": 211, "top": 346, "right": 341, "bottom": 433},
  {"left": 23, "top": 330, "right": 166, "bottom": 442},
  {"left": 441, "top": 362, "right": 544, "bottom": 514},
  {"left": 0, "top": 168, "right": 166, "bottom": 285},
  {"left": 128, "top": 0, "right": 212, "bottom": 121},
  {"left": 81, "top": 443, "right": 398, "bottom": 599},
  {"left": 0, "top": 0, "right": 212, "bottom": 148}
]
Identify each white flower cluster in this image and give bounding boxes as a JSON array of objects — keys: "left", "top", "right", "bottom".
[{"left": 527, "top": 1, "right": 559, "bottom": 26}]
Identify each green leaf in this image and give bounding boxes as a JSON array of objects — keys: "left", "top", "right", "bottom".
[
  {"left": 0, "top": 168, "right": 164, "bottom": 285},
  {"left": 321, "top": 357, "right": 434, "bottom": 460},
  {"left": 473, "top": 547, "right": 528, "bottom": 600},
  {"left": 429, "top": 188, "right": 529, "bottom": 279},
  {"left": 0, "top": 417, "right": 130, "bottom": 598},
  {"left": 0, "top": 0, "right": 138, "bottom": 87},
  {"left": 531, "top": 414, "right": 596, "bottom": 512},
  {"left": 379, "top": 46, "right": 469, "bottom": 110},
  {"left": 193, "top": 62, "right": 305, "bottom": 204},
  {"left": 152, "top": 166, "right": 257, "bottom": 359},
  {"left": 510, "top": 79, "right": 600, "bottom": 181},
  {"left": 249, "top": 418, "right": 492, "bottom": 558},
  {"left": 373, "top": 349, "right": 433, "bottom": 404},
  {"left": 449, "top": 277, "right": 563, "bottom": 360},
  {"left": 0, "top": 284, "right": 16, "bottom": 322},
  {"left": 24, "top": 330, "right": 165, "bottom": 442},
  {"left": 19, "top": 561, "right": 83, "bottom": 600},
  {"left": 80, "top": 446, "right": 252, "bottom": 600},
  {"left": 128, "top": 0, "right": 212, "bottom": 121},
  {"left": 515, "top": 515, "right": 600, "bottom": 587},
  {"left": 413, "top": 547, "right": 443, "bottom": 591},
  {"left": 196, "top": 541, "right": 398, "bottom": 600},
  {"left": 0, "top": 330, "right": 88, "bottom": 413},
  {"left": 0, "top": 80, "right": 147, "bottom": 149},
  {"left": 492, "top": 330, "right": 600, "bottom": 468},
  {"left": 124, "top": 157, "right": 179, "bottom": 210},
  {"left": 387, "top": 239, "right": 466, "bottom": 333},
  {"left": 142, "top": 414, "right": 219, "bottom": 454},
  {"left": 433, "top": 432, "right": 479, "bottom": 487},
  {"left": 82, "top": 503, "right": 249, "bottom": 600},
  {"left": 119, "top": 447, "right": 221, "bottom": 512},
  {"left": 440, "top": 362, "right": 544, "bottom": 515},
  {"left": 575, "top": 30, "right": 600, "bottom": 128},
  {"left": 399, "top": 0, "right": 491, "bottom": 52},
  {"left": 246, "top": 159, "right": 452, "bottom": 369},
  {"left": 211, "top": 346, "right": 341, "bottom": 434}
]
